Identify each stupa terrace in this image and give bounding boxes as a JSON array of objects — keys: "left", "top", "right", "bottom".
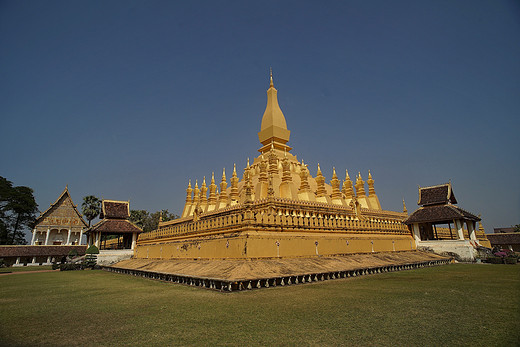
[{"left": 134, "top": 73, "right": 416, "bottom": 260}]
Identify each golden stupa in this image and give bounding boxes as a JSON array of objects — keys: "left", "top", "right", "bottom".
[{"left": 135, "top": 73, "right": 413, "bottom": 260}]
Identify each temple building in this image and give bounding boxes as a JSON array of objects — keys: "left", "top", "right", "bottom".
[
  {"left": 134, "top": 74, "right": 414, "bottom": 260},
  {"left": 31, "top": 186, "right": 87, "bottom": 245}
]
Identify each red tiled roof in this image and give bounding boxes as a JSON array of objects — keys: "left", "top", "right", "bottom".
[
  {"left": 486, "top": 233, "right": 520, "bottom": 245},
  {"left": 100, "top": 201, "right": 129, "bottom": 219},
  {"left": 0, "top": 245, "right": 87, "bottom": 257},
  {"left": 418, "top": 183, "right": 457, "bottom": 206},
  {"left": 404, "top": 205, "right": 480, "bottom": 225},
  {"left": 87, "top": 219, "right": 142, "bottom": 234}
]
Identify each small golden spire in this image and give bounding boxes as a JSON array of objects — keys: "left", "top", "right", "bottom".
[
  {"left": 222, "top": 168, "right": 226, "bottom": 181},
  {"left": 233, "top": 163, "right": 237, "bottom": 176},
  {"left": 270, "top": 67, "right": 273, "bottom": 88},
  {"left": 332, "top": 167, "right": 337, "bottom": 179},
  {"left": 317, "top": 163, "right": 322, "bottom": 176},
  {"left": 247, "top": 158, "right": 250, "bottom": 167},
  {"left": 403, "top": 198, "right": 408, "bottom": 214}
]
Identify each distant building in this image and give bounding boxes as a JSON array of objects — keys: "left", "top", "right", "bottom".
[
  {"left": 31, "top": 186, "right": 87, "bottom": 245},
  {"left": 487, "top": 227, "right": 520, "bottom": 252},
  {"left": 493, "top": 227, "right": 516, "bottom": 234}
]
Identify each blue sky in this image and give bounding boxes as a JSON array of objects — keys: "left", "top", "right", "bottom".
[{"left": 1, "top": 1, "right": 519, "bottom": 237}]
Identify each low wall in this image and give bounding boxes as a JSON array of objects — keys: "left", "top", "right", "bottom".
[
  {"left": 135, "top": 229, "right": 415, "bottom": 260},
  {"left": 416, "top": 240, "right": 481, "bottom": 262},
  {"left": 97, "top": 250, "right": 134, "bottom": 266},
  {"left": 0, "top": 245, "right": 87, "bottom": 266}
]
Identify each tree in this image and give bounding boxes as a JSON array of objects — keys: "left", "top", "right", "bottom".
[
  {"left": 129, "top": 209, "right": 178, "bottom": 232},
  {"left": 129, "top": 209, "right": 149, "bottom": 230},
  {"left": 0, "top": 176, "right": 38, "bottom": 245},
  {"left": 82, "top": 195, "right": 101, "bottom": 227}
]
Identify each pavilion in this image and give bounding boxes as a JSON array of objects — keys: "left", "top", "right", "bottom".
[
  {"left": 404, "top": 183, "right": 490, "bottom": 260},
  {"left": 86, "top": 200, "right": 142, "bottom": 250}
]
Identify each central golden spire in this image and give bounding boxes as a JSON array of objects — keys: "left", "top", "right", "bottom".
[{"left": 258, "top": 70, "right": 291, "bottom": 153}]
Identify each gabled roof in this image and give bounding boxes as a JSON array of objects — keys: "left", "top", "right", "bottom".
[
  {"left": 404, "top": 204, "right": 480, "bottom": 225},
  {"left": 418, "top": 183, "right": 457, "bottom": 206},
  {"left": 486, "top": 233, "right": 520, "bottom": 245},
  {"left": 86, "top": 219, "right": 142, "bottom": 234},
  {"left": 35, "top": 186, "right": 88, "bottom": 227},
  {"left": 100, "top": 200, "right": 129, "bottom": 219}
]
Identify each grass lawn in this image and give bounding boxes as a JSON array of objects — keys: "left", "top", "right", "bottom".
[
  {"left": 0, "top": 265, "right": 54, "bottom": 273},
  {"left": 0, "top": 264, "right": 518, "bottom": 346}
]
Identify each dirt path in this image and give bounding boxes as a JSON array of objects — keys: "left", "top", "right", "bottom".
[{"left": 0, "top": 269, "right": 59, "bottom": 276}]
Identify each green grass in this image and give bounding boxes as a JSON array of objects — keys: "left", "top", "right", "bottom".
[
  {"left": 0, "top": 264, "right": 518, "bottom": 346},
  {"left": 0, "top": 265, "right": 54, "bottom": 273}
]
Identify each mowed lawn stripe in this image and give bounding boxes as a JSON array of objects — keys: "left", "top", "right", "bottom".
[{"left": 0, "top": 264, "right": 518, "bottom": 346}]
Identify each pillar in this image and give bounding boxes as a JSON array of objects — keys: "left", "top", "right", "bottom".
[
  {"left": 66, "top": 228, "right": 71, "bottom": 245},
  {"left": 454, "top": 220, "right": 464, "bottom": 240},
  {"left": 79, "top": 228, "right": 84, "bottom": 245},
  {"left": 44, "top": 228, "right": 50, "bottom": 245},
  {"left": 412, "top": 223, "right": 421, "bottom": 243},
  {"left": 31, "top": 229, "right": 37, "bottom": 245},
  {"left": 95, "top": 232, "right": 100, "bottom": 248},
  {"left": 46, "top": 256, "right": 51, "bottom": 264},
  {"left": 31, "top": 256, "right": 36, "bottom": 264},
  {"left": 15, "top": 257, "right": 20, "bottom": 265},
  {"left": 467, "top": 221, "right": 477, "bottom": 240},
  {"left": 131, "top": 232, "right": 137, "bottom": 250}
]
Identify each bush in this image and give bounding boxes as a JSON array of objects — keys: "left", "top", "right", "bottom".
[
  {"left": 86, "top": 245, "right": 99, "bottom": 254},
  {"left": 68, "top": 249, "right": 79, "bottom": 258},
  {"left": 84, "top": 254, "right": 98, "bottom": 268},
  {"left": 487, "top": 257, "right": 504, "bottom": 264},
  {"left": 59, "top": 263, "right": 84, "bottom": 271}
]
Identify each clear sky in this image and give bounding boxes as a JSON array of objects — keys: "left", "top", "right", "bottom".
[{"left": 1, "top": 1, "right": 519, "bottom": 239}]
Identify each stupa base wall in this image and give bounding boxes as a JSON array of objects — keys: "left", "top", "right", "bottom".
[{"left": 134, "top": 229, "right": 415, "bottom": 260}]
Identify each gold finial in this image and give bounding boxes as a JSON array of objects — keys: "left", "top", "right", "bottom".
[
  {"left": 247, "top": 157, "right": 250, "bottom": 167},
  {"left": 222, "top": 168, "right": 226, "bottom": 181},
  {"left": 270, "top": 67, "right": 273, "bottom": 87},
  {"left": 233, "top": 163, "right": 237, "bottom": 175},
  {"left": 211, "top": 172, "right": 215, "bottom": 184},
  {"left": 195, "top": 179, "right": 198, "bottom": 189},
  {"left": 332, "top": 167, "right": 337, "bottom": 178},
  {"left": 368, "top": 170, "right": 373, "bottom": 179},
  {"left": 188, "top": 179, "right": 192, "bottom": 188},
  {"left": 403, "top": 198, "right": 408, "bottom": 214},
  {"left": 345, "top": 169, "right": 350, "bottom": 180},
  {"left": 202, "top": 176, "right": 206, "bottom": 185}
]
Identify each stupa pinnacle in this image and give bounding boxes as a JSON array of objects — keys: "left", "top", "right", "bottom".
[{"left": 258, "top": 70, "right": 291, "bottom": 153}]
